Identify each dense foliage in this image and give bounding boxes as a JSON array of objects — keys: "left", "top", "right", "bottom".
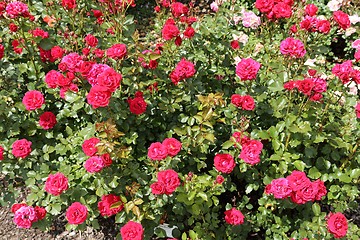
[{"left": 0, "top": 0, "right": 359, "bottom": 239}]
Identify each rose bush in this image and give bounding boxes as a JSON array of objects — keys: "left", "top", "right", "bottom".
[{"left": 0, "top": 0, "right": 359, "bottom": 239}]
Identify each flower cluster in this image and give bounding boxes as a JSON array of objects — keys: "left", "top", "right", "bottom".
[
  {"left": 265, "top": 171, "right": 327, "bottom": 204},
  {"left": 12, "top": 203, "right": 46, "bottom": 228},
  {"left": 150, "top": 169, "right": 180, "bottom": 195},
  {"left": 82, "top": 137, "right": 112, "bottom": 173},
  {"left": 169, "top": 58, "right": 196, "bottom": 85},
  {"left": 255, "top": 0, "right": 294, "bottom": 20},
  {"left": 332, "top": 60, "right": 360, "bottom": 84},
  {"left": 298, "top": 5, "right": 332, "bottom": 34},
  {"left": 284, "top": 76, "right": 328, "bottom": 102},
  {"left": 148, "top": 138, "right": 182, "bottom": 160},
  {"left": 98, "top": 194, "right": 124, "bottom": 217},
  {"left": 231, "top": 94, "right": 255, "bottom": 110}
]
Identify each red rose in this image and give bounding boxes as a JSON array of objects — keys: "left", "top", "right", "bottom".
[
  {"left": 355, "top": 51, "right": 360, "bottom": 62},
  {"left": 34, "top": 206, "right": 47, "bottom": 221},
  {"left": 44, "top": 172, "right": 68, "bottom": 196},
  {"left": 87, "top": 85, "right": 112, "bottom": 109},
  {"left": 148, "top": 142, "right": 168, "bottom": 160},
  {"left": 214, "top": 153, "right": 236, "bottom": 174},
  {"left": 162, "top": 138, "right": 182, "bottom": 157},
  {"left": 66, "top": 202, "right": 88, "bottom": 225},
  {"left": 120, "top": 221, "right": 144, "bottom": 240},
  {"left": 51, "top": 46, "right": 64, "bottom": 60},
  {"left": 283, "top": 80, "right": 297, "bottom": 90},
  {"left": 333, "top": 11, "right": 350, "bottom": 30},
  {"left": 11, "top": 203, "right": 27, "bottom": 213},
  {"left": 162, "top": 19, "right": 180, "bottom": 40},
  {"left": 170, "top": 58, "right": 196, "bottom": 84},
  {"left": 183, "top": 26, "right": 195, "bottom": 38},
  {"left": 82, "top": 137, "right": 100, "bottom": 156},
  {"left": 316, "top": 20, "right": 331, "bottom": 34},
  {"left": 101, "top": 153, "right": 112, "bottom": 167},
  {"left": 39, "top": 111, "right": 57, "bottom": 130},
  {"left": 297, "top": 79, "right": 315, "bottom": 96},
  {"left": 305, "top": 4, "right": 318, "bottom": 17},
  {"left": 84, "top": 156, "right": 105, "bottom": 173},
  {"left": 231, "top": 40, "right": 240, "bottom": 49},
  {"left": 224, "top": 208, "right": 245, "bottom": 225},
  {"left": 157, "top": 169, "right": 180, "bottom": 194},
  {"left": 236, "top": 58, "right": 261, "bottom": 81},
  {"left": 255, "top": 0, "right": 274, "bottom": 13},
  {"left": 268, "top": 178, "right": 292, "bottom": 199},
  {"left": 0, "top": 145, "right": 4, "bottom": 161},
  {"left": 98, "top": 194, "right": 123, "bottom": 217},
  {"left": 215, "top": 175, "right": 225, "bottom": 184},
  {"left": 273, "top": 3, "right": 292, "bottom": 19},
  {"left": 22, "top": 90, "right": 45, "bottom": 111},
  {"left": 61, "top": 0, "right": 76, "bottom": 10},
  {"left": 9, "top": 23, "right": 18, "bottom": 32},
  {"left": 96, "top": 68, "right": 122, "bottom": 92},
  {"left": 171, "top": 2, "right": 188, "bottom": 17},
  {"left": 327, "top": 212, "right": 348, "bottom": 239},
  {"left": 239, "top": 140, "right": 263, "bottom": 165},
  {"left": 0, "top": 44, "right": 4, "bottom": 59},
  {"left": 231, "top": 94, "right": 242, "bottom": 107},
  {"left": 241, "top": 95, "right": 255, "bottom": 110},
  {"left": 356, "top": 102, "right": 360, "bottom": 118},
  {"left": 12, "top": 139, "right": 32, "bottom": 158},
  {"left": 286, "top": 170, "right": 311, "bottom": 191},
  {"left": 84, "top": 34, "right": 98, "bottom": 47},
  {"left": 150, "top": 181, "right": 165, "bottom": 195},
  {"left": 106, "top": 43, "right": 127, "bottom": 60},
  {"left": 128, "top": 92, "right": 147, "bottom": 115},
  {"left": 295, "top": 181, "right": 319, "bottom": 203},
  {"left": 313, "top": 179, "right": 327, "bottom": 201}
]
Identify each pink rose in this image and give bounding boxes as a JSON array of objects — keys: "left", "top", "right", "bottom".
[
  {"left": 12, "top": 139, "right": 32, "bottom": 158},
  {"left": 66, "top": 202, "right": 88, "bottom": 225},
  {"left": 241, "top": 95, "right": 255, "bottom": 110},
  {"left": 280, "top": 38, "right": 306, "bottom": 58},
  {"left": 162, "top": 138, "right": 182, "bottom": 157},
  {"left": 106, "top": 43, "right": 127, "bottom": 60},
  {"left": 98, "top": 194, "right": 123, "bottom": 217},
  {"left": 5, "top": 1, "right": 29, "bottom": 18},
  {"left": 156, "top": 169, "right": 180, "bottom": 194},
  {"left": 305, "top": 4, "right": 318, "bottom": 16},
  {"left": 120, "top": 221, "right": 144, "bottom": 240},
  {"left": 235, "top": 58, "right": 261, "bottom": 81},
  {"left": 39, "top": 111, "right": 57, "bottom": 130},
  {"left": 286, "top": 170, "right": 311, "bottom": 191},
  {"left": 22, "top": 90, "right": 45, "bottom": 111},
  {"left": 313, "top": 179, "right": 327, "bottom": 201},
  {"left": 147, "top": 142, "right": 168, "bottom": 160},
  {"left": 327, "top": 212, "right": 348, "bottom": 239},
  {"left": 87, "top": 85, "right": 112, "bottom": 109},
  {"left": 162, "top": 18, "right": 180, "bottom": 40},
  {"left": 96, "top": 68, "right": 122, "bottom": 92},
  {"left": 60, "top": 53, "right": 82, "bottom": 73},
  {"left": 150, "top": 181, "right": 166, "bottom": 195},
  {"left": 239, "top": 140, "right": 263, "bottom": 165},
  {"left": 44, "top": 172, "right": 68, "bottom": 196},
  {"left": 273, "top": 3, "right": 292, "bottom": 19},
  {"left": 268, "top": 178, "right": 292, "bottom": 199},
  {"left": 255, "top": 0, "right": 274, "bottom": 13},
  {"left": 214, "top": 153, "right": 236, "bottom": 174},
  {"left": 333, "top": 11, "right": 350, "bottom": 30},
  {"left": 215, "top": 175, "right": 225, "bottom": 184},
  {"left": 171, "top": 2, "right": 188, "bottom": 18},
  {"left": 13, "top": 206, "right": 37, "bottom": 228},
  {"left": 44, "top": 70, "right": 62, "bottom": 89},
  {"left": 224, "top": 208, "right": 245, "bottom": 225},
  {"left": 82, "top": 137, "right": 100, "bottom": 156},
  {"left": 51, "top": 46, "right": 64, "bottom": 60},
  {"left": 84, "top": 156, "right": 105, "bottom": 173}
]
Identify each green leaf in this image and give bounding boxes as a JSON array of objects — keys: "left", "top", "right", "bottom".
[
  {"left": 308, "top": 167, "right": 321, "bottom": 179},
  {"left": 312, "top": 203, "right": 321, "bottom": 216},
  {"left": 222, "top": 140, "right": 234, "bottom": 149}
]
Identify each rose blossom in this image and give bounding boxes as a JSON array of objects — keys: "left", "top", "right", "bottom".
[
  {"left": 162, "top": 18, "right": 180, "bottom": 41},
  {"left": 101, "top": 153, "right": 112, "bottom": 167},
  {"left": 34, "top": 206, "right": 46, "bottom": 221},
  {"left": 355, "top": 102, "right": 360, "bottom": 118},
  {"left": 66, "top": 202, "right": 88, "bottom": 225},
  {"left": 214, "top": 153, "right": 236, "bottom": 174},
  {"left": 313, "top": 179, "right": 327, "bottom": 200},
  {"left": 13, "top": 206, "right": 37, "bottom": 228},
  {"left": 170, "top": 58, "right": 196, "bottom": 85},
  {"left": 87, "top": 85, "right": 112, "bottom": 109},
  {"left": 39, "top": 111, "right": 57, "bottom": 130},
  {"left": 239, "top": 139, "right": 263, "bottom": 165},
  {"left": 62, "top": 0, "right": 76, "bottom": 9},
  {"left": 11, "top": 203, "right": 27, "bottom": 213},
  {"left": 120, "top": 221, "right": 144, "bottom": 240},
  {"left": 82, "top": 137, "right": 100, "bottom": 156},
  {"left": 84, "top": 156, "right": 105, "bottom": 173},
  {"left": 327, "top": 212, "right": 348, "bottom": 238},
  {"left": 84, "top": 34, "right": 98, "bottom": 47},
  {"left": 224, "top": 208, "right": 245, "bottom": 225},
  {"left": 210, "top": 2, "right": 219, "bottom": 12},
  {"left": 0, "top": 44, "right": 4, "bottom": 59},
  {"left": 44, "top": 172, "right": 68, "bottom": 196},
  {"left": 22, "top": 90, "right": 45, "bottom": 111},
  {"left": 333, "top": 10, "right": 350, "bottom": 30},
  {"left": 215, "top": 175, "right": 225, "bottom": 184},
  {"left": 235, "top": 58, "right": 261, "bottom": 81},
  {"left": 305, "top": 4, "right": 318, "bottom": 16},
  {"left": 286, "top": 170, "right": 311, "bottom": 191},
  {"left": 156, "top": 169, "right": 180, "bottom": 194},
  {"left": 51, "top": 46, "right": 64, "bottom": 60},
  {"left": 60, "top": 52, "right": 82, "bottom": 73},
  {"left": 128, "top": 91, "right": 147, "bottom": 115},
  {"left": 5, "top": 1, "right": 29, "bottom": 19},
  {"left": 96, "top": 68, "right": 122, "bottom": 92},
  {"left": 162, "top": 138, "right": 182, "bottom": 157},
  {"left": 12, "top": 139, "right": 32, "bottom": 158},
  {"left": 150, "top": 181, "right": 166, "bottom": 195},
  {"left": 255, "top": 0, "right": 274, "bottom": 13},
  {"left": 327, "top": 0, "right": 342, "bottom": 11},
  {"left": 241, "top": 95, "right": 255, "bottom": 110},
  {"left": 242, "top": 11, "right": 261, "bottom": 29},
  {"left": 147, "top": 142, "right": 168, "bottom": 160},
  {"left": 98, "top": 194, "right": 124, "bottom": 217},
  {"left": 267, "top": 178, "right": 292, "bottom": 199},
  {"left": 280, "top": 38, "right": 306, "bottom": 58},
  {"left": 106, "top": 43, "right": 127, "bottom": 60}
]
